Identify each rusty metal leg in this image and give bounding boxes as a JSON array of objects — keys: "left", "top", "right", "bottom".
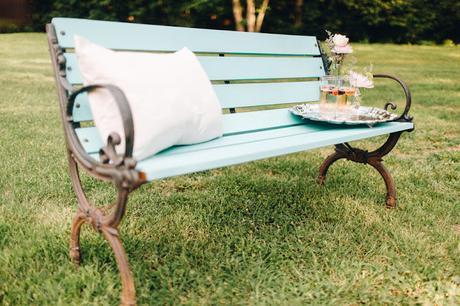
[
  {"left": 318, "top": 133, "right": 404, "bottom": 207},
  {"left": 67, "top": 153, "right": 138, "bottom": 305},
  {"left": 368, "top": 160, "right": 397, "bottom": 208},
  {"left": 317, "top": 151, "right": 346, "bottom": 185},
  {"left": 70, "top": 211, "right": 86, "bottom": 265},
  {"left": 101, "top": 227, "right": 136, "bottom": 306}
]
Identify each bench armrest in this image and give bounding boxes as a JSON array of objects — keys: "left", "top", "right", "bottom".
[
  {"left": 68, "top": 84, "right": 134, "bottom": 158},
  {"left": 373, "top": 74, "right": 413, "bottom": 122},
  {"left": 66, "top": 84, "right": 144, "bottom": 188}
]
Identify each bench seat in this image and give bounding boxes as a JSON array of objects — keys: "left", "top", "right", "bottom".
[
  {"left": 76, "top": 108, "right": 413, "bottom": 180},
  {"left": 138, "top": 121, "right": 412, "bottom": 180}
]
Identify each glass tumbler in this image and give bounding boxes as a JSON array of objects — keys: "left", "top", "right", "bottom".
[
  {"left": 319, "top": 75, "right": 340, "bottom": 118},
  {"left": 320, "top": 75, "right": 357, "bottom": 120}
]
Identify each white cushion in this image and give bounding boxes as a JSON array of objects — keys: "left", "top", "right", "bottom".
[{"left": 74, "top": 36, "right": 223, "bottom": 160}]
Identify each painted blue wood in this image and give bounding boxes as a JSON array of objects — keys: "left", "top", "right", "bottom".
[
  {"left": 75, "top": 125, "right": 102, "bottom": 153},
  {"left": 75, "top": 115, "right": 414, "bottom": 181},
  {"left": 214, "top": 81, "right": 320, "bottom": 108},
  {"left": 64, "top": 53, "right": 324, "bottom": 85},
  {"left": 75, "top": 108, "right": 307, "bottom": 153},
  {"left": 137, "top": 122, "right": 414, "bottom": 180},
  {"left": 223, "top": 108, "right": 305, "bottom": 135},
  {"left": 52, "top": 18, "right": 320, "bottom": 56},
  {"left": 76, "top": 123, "right": 332, "bottom": 155},
  {"left": 198, "top": 56, "right": 324, "bottom": 81},
  {"left": 73, "top": 93, "right": 93, "bottom": 122},
  {"left": 147, "top": 125, "right": 331, "bottom": 156},
  {"left": 72, "top": 82, "right": 320, "bottom": 122},
  {"left": 75, "top": 127, "right": 99, "bottom": 153}
]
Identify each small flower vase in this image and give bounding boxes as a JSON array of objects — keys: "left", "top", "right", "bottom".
[
  {"left": 335, "top": 63, "right": 341, "bottom": 76},
  {"left": 350, "top": 88, "right": 361, "bottom": 119},
  {"left": 352, "top": 88, "right": 361, "bottom": 108}
]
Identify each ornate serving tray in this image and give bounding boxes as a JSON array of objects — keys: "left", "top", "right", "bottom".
[{"left": 290, "top": 104, "right": 398, "bottom": 127}]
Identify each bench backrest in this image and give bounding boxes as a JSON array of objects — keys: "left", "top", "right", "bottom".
[{"left": 51, "top": 18, "right": 325, "bottom": 136}]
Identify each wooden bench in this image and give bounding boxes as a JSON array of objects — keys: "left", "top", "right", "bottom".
[{"left": 47, "top": 18, "right": 414, "bottom": 305}]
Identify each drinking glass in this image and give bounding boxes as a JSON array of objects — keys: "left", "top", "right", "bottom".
[
  {"left": 319, "top": 75, "right": 340, "bottom": 119},
  {"left": 320, "top": 75, "right": 356, "bottom": 120}
]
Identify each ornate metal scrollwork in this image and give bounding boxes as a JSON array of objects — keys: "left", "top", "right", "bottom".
[
  {"left": 66, "top": 84, "right": 145, "bottom": 189},
  {"left": 65, "top": 84, "right": 141, "bottom": 305},
  {"left": 318, "top": 132, "right": 405, "bottom": 208},
  {"left": 384, "top": 102, "right": 397, "bottom": 111},
  {"left": 373, "top": 74, "right": 413, "bottom": 123},
  {"left": 48, "top": 23, "right": 143, "bottom": 305},
  {"left": 47, "top": 24, "right": 73, "bottom": 92}
]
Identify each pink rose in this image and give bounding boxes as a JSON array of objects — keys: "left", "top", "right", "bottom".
[
  {"left": 349, "top": 71, "right": 374, "bottom": 88},
  {"left": 332, "top": 44, "right": 353, "bottom": 54},
  {"left": 332, "top": 34, "right": 349, "bottom": 47}
]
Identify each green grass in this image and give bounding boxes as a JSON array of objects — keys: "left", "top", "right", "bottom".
[{"left": 0, "top": 33, "right": 459, "bottom": 305}]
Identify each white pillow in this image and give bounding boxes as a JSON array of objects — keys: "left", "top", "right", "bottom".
[{"left": 74, "top": 35, "right": 223, "bottom": 160}]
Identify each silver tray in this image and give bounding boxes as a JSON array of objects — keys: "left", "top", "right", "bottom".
[{"left": 290, "top": 104, "right": 398, "bottom": 127}]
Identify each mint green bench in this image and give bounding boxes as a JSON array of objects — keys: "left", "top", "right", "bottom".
[{"left": 47, "top": 18, "right": 414, "bottom": 305}]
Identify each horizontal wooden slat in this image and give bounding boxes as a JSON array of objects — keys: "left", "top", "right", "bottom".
[
  {"left": 75, "top": 108, "right": 306, "bottom": 153},
  {"left": 64, "top": 53, "right": 324, "bottom": 85},
  {"left": 75, "top": 126, "right": 102, "bottom": 154},
  {"left": 198, "top": 56, "right": 324, "bottom": 81},
  {"left": 71, "top": 82, "right": 320, "bottom": 122},
  {"left": 214, "top": 81, "right": 320, "bottom": 108},
  {"left": 73, "top": 93, "right": 92, "bottom": 122},
  {"left": 223, "top": 108, "right": 304, "bottom": 135},
  {"left": 52, "top": 18, "right": 320, "bottom": 55},
  {"left": 137, "top": 121, "right": 414, "bottom": 180},
  {"left": 79, "top": 123, "right": 331, "bottom": 155},
  {"left": 152, "top": 125, "right": 329, "bottom": 156}
]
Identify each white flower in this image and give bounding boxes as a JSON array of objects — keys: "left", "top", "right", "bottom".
[
  {"left": 349, "top": 71, "right": 374, "bottom": 88},
  {"left": 332, "top": 44, "right": 353, "bottom": 54},
  {"left": 332, "top": 34, "right": 349, "bottom": 47}
]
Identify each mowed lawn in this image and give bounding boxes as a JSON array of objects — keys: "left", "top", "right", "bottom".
[{"left": 0, "top": 33, "right": 459, "bottom": 305}]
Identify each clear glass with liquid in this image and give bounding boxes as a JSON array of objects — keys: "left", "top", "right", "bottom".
[{"left": 319, "top": 75, "right": 357, "bottom": 120}]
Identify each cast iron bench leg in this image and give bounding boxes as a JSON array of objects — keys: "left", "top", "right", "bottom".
[
  {"left": 318, "top": 132, "right": 403, "bottom": 208},
  {"left": 67, "top": 155, "right": 137, "bottom": 305}
]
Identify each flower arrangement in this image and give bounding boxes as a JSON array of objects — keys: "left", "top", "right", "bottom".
[
  {"left": 323, "top": 30, "right": 373, "bottom": 89},
  {"left": 349, "top": 70, "right": 374, "bottom": 88},
  {"left": 319, "top": 31, "right": 376, "bottom": 117}
]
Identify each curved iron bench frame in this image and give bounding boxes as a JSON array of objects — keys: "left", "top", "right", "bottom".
[{"left": 47, "top": 23, "right": 413, "bottom": 306}]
